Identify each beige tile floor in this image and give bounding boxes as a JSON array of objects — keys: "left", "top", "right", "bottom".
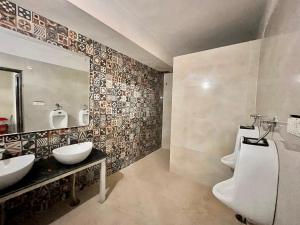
[{"left": 22, "top": 148, "right": 239, "bottom": 225}]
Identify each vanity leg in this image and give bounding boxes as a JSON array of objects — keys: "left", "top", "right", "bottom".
[
  {"left": 70, "top": 174, "right": 80, "bottom": 206},
  {"left": 99, "top": 160, "right": 106, "bottom": 203},
  {"left": 0, "top": 202, "right": 5, "bottom": 225}
]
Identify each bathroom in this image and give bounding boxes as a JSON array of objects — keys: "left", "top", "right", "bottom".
[{"left": 0, "top": 0, "right": 299, "bottom": 224}]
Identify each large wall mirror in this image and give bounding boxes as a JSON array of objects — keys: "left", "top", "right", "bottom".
[{"left": 0, "top": 29, "right": 90, "bottom": 135}]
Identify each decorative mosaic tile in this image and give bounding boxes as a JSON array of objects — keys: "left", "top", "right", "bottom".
[
  {"left": 59, "top": 128, "right": 71, "bottom": 135},
  {"left": 78, "top": 41, "right": 86, "bottom": 54},
  {"left": 57, "top": 33, "right": 68, "bottom": 47},
  {"left": 36, "top": 146, "right": 50, "bottom": 159},
  {"left": 36, "top": 131, "right": 48, "bottom": 138},
  {"left": 57, "top": 24, "right": 68, "bottom": 36},
  {"left": 0, "top": 0, "right": 163, "bottom": 218},
  {"left": 78, "top": 131, "right": 87, "bottom": 141},
  {"left": 33, "top": 23, "right": 46, "bottom": 39},
  {"left": 5, "top": 141, "right": 22, "bottom": 156},
  {"left": 49, "top": 144, "right": 59, "bottom": 153},
  {"left": 48, "top": 130, "right": 59, "bottom": 136},
  {"left": 4, "top": 134, "right": 20, "bottom": 142},
  {"left": 0, "top": 0, "right": 15, "bottom": 15},
  {"left": 68, "top": 30, "right": 77, "bottom": 40},
  {"left": 78, "top": 33, "right": 87, "bottom": 43},
  {"left": 17, "top": 6, "right": 31, "bottom": 21},
  {"left": 48, "top": 135, "right": 60, "bottom": 145},
  {"left": 0, "top": 136, "right": 4, "bottom": 148},
  {"left": 70, "top": 127, "right": 78, "bottom": 133},
  {"left": 59, "top": 134, "right": 68, "bottom": 145},
  {"left": 36, "top": 137, "right": 48, "bottom": 147},
  {"left": 69, "top": 132, "right": 79, "bottom": 144},
  {"left": 86, "top": 130, "right": 93, "bottom": 139},
  {"left": 68, "top": 39, "right": 78, "bottom": 52},
  {"left": 46, "top": 27, "right": 57, "bottom": 42},
  {"left": 86, "top": 39, "right": 94, "bottom": 56},
  {"left": 17, "top": 16, "right": 33, "bottom": 33},
  {"left": 21, "top": 132, "right": 36, "bottom": 140},
  {"left": 0, "top": 10, "right": 16, "bottom": 27},
  {"left": 22, "top": 140, "right": 35, "bottom": 155},
  {"left": 45, "top": 18, "right": 57, "bottom": 28},
  {"left": 32, "top": 12, "right": 45, "bottom": 26},
  {"left": 93, "top": 54, "right": 101, "bottom": 65}
]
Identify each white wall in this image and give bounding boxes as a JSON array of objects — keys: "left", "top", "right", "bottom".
[
  {"left": 256, "top": 0, "right": 300, "bottom": 224},
  {"left": 0, "top": 71, "right": 14, "bottom": 119},
  {"left": 162, "top": 73, "right": 173, "bottom": 149},
  {"left": 170, "top": 40, "right": 261, "bottom": 187}
]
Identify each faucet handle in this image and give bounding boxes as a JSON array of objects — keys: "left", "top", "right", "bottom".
[
  {"left": 55, "top": 103, "right": 62, "bottom": 110},
  {"left": 262, "top": 117, "right": 278, "bottom": 130},
  {"left": 82, "top": 104, "right": 88, "bottom": 110},
  {"left": 250, "top": 114, "right": 262, "bottom": 119},
  {"left": 250, "top": 114, "right": 263, "bottom": 126}
]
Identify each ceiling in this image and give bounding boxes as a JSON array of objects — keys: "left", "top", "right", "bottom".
[
  {"left": 15, "top": 0, "right": 268, "bottom": 71},
  {"left": 13, "top": 0, "right": 172, "bottom": 71}
]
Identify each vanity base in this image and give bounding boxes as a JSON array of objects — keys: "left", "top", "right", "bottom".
[{"left": 0, "top": 149, "right": 107, "bottom": 225}]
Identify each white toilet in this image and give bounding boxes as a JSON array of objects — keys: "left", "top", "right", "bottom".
[
  {"left": 221, "top": 126, "right": 259, "bottom": 169},
  {"left": 49, "top": 109, "right": 68, "bottom": 129},
  {"left": 79, "top": 109, "right": 89, "bottom": 126},
  {"left": 213, "top": 137, "right": 279, "bottom": 225}
]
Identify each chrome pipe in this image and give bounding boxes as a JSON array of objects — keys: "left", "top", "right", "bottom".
[
  {"left": 70, "top": 174, "right": 80, "bottom": 206},
  {"left": 255, "top": 118, "right": 277, "bottom": 143},
  {"left": 250, "top": 114, "right": 263, "bottom": 126}
]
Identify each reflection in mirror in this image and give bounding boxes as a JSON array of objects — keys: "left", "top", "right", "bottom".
[
  {"left": 0, "top": 68, "right": 22, "bottom": 134},
  {"left": 0, "top": 29, "right": 90, "bottom": 135}
]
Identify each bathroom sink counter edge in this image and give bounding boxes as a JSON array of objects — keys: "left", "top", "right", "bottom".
[{"left": 0, "top": 148, "right": 107, "bottom": 200}]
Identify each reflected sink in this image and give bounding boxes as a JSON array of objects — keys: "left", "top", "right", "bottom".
[
  {"left": 0, "top": 154, "right": 35, "bottom": 190},
  {"left": 53, "top": 142, "right": 93, "bottom": 165}
]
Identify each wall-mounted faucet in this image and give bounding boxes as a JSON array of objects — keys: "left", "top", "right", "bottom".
[
  {"left": 255, "top": 117, "right": 278, "bottom": 143},
  {"left": 65, "top": 133, "right": 71, "bottom": 145},
  {"left": 250, "top": 114, "right": 263, "bottom": 127},
  {"left": 82, "top": 104, "right": 88, "bottom": 110},
  {"left": 55, "top": 103, "right": 62, "bottom": 111},
  {"left": 66, "top": 134, "right": 77, "bottom": 145}
]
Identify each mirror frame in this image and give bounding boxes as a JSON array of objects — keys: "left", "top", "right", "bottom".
[
  {"left": 0, "top": 66, "right": 23, "bottom": 133},
  {"left": 0, "top": 40, "right": 90, "bottom": 135}
]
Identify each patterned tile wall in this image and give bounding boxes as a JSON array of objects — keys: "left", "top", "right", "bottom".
[{"left": 0, "top": 0, "right": 163, "bottom": 218}]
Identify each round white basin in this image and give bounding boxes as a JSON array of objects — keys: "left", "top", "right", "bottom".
[
  {"left": 52, "top": 142, "right": 93, "bottom": 165},
  {"left": 0, "top": 154, "right": 35, "bottom": 190}
]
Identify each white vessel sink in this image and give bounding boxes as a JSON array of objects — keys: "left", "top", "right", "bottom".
[
  {"left": 53, "top": 142, "right": 93, "bottom": 165},
  {"left": 0, "top": 154, "right": 35, "bottom": 190}
]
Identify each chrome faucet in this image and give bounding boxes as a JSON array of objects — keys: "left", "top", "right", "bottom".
[
  {"left": 67, "top": 134, "right": 71, "bottom": 145},
  {"left": 255, "top": 118, "right": 278, "bottom": 143},
  {"left": 250, "top": 114, "right": 263, "bottom": 127},
  {"left": 0, "top": 148, "right": 7, "bottom": 160},
  {"left": 55, "top": 103, "right": 62, "bottom": 111}
]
